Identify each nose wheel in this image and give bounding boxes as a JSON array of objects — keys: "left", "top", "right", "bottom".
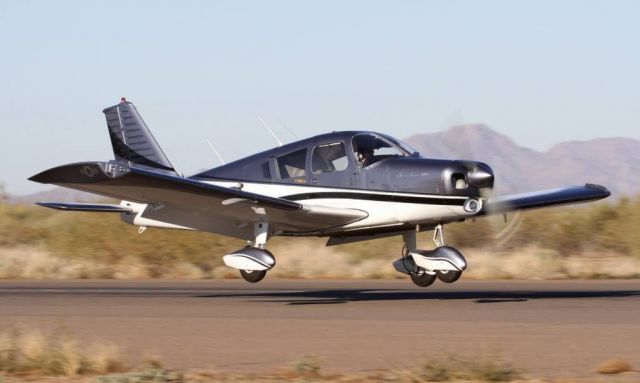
[
  {"left": 436, "top": 270, "right": 462, "bottom": 283},
  {"left": 401, "top": 225, "right": 466, "bottom": 287},
  {"left": 410, "top": 270, "right": 437, "bottom": 287}
]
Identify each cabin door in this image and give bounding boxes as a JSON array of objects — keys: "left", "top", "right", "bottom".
[{"left": 309, "top": 141, "right": 354, "bottom": 189}]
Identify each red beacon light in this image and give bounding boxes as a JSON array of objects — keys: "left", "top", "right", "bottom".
[{"left": 120, "top": 97, "right": 127, "bottom": 103}]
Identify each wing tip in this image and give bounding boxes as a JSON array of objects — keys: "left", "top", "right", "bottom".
[
  {"left": 584, "top": 183, "right": 611, "bottom": 199},
  {"left": 28, "top": 170, "right": 50, "bottom": 184}
]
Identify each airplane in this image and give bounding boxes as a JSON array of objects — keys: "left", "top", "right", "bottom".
[{"left": 29, "top": 98, "right": 611, "bottom": 286}]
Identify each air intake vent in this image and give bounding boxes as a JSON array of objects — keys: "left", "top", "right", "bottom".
[{"left": 261, "top": 162, "right": 271, "bottom": 179}]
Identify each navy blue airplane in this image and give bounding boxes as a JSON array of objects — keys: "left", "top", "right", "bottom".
[{"left": 30, "top": 99, "right": 610, "bottom": 285}]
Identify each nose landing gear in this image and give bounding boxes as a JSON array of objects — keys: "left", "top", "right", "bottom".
[
  {"left": 435, "top": 270, "right": 462, "bottom": 283},
  {"left": 393, "top": 224, "right": 467, "bottom": 287},
  {"left": 410, "top": 270, "right": 437, "bottom": 287}
]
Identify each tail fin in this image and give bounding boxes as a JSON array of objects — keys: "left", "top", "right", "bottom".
[{"left": 103, "top": 98, "right": 176, "bottom": 175}]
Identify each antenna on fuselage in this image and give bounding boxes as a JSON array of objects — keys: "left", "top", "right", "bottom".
[
  {"left": 278, "top": 118, "right": 298, "bottom": 139},
  {"left": 258, "top": 116, "right": 283, "bottom": 147},
  {"left": 205, "top": 139, "right": 226, "bottom": 165}
]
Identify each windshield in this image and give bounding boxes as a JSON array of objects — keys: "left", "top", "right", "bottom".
[
  {"left": 352, "top": 133, "right": 415, "bottom": 167},
  {"left": 378, "top": 133, "right": 420, "bottom": 156}
]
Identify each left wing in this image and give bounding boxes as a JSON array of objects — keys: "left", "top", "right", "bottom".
[
  {"left": 29, "top": 161, "right": 368, "bottom": 238},
  {"left": 479, "top": 184, "right": 610, "bottom": 216}
]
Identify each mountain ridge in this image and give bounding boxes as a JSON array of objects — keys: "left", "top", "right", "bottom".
[{"left": 405, "top": 124, "right": 640, "bottom": 197}]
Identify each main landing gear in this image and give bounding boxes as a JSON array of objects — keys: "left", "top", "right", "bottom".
[
  {"left": 239, "top": 269, "right": 267, "bottom": 283},
  {"left": 392, "top": 224, "right": 467, "bottom": 287},
  {"left": 222, "top": 221, "right": 276, "bottom": 283}
]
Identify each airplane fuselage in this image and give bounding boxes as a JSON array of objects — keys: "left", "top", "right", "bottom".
[{"left": 190, "top": 131, "right": 494, "bottom": 237}]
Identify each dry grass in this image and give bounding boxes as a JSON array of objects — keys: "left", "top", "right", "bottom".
[
  {"left": 1, "top": 242, "right": 640, "bottom": 280},
  {"left": 0, "top": 326, "right": 124, "bottom": 377},
  {"left": 0, "top": 247, "right": 212, "bottom": 279},
  {"left": 0, "top": 350, "right": 637, "bottom": 382},
  {"left": 391, "top": 355, "right": 523, "bottom": 382},
  {"left": 464, "top": 246, "right": 640, "bottom": 280},
  {"left": 595, "top": 358, "right": 633, "bottom": 374},
  {"left": 1, "top": 196, "right": 640, "bottom": 281},
  {"left": 92, "top": 354, "right": 523, "bottom": 382},
  {"left": 269, "top": 242, "right": 640, "bottom": 280}
]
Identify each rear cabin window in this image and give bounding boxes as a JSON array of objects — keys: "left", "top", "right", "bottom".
[
  {"left": 312, "top": 142, "right": 348, "bottom": 174},
  {"left": 276, "top": 149, "right": 307, "bottom": 179}
]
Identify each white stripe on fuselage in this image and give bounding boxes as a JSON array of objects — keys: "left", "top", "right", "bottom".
[{"left": 201, "top": 179, "right": 475, "bottom": 231}]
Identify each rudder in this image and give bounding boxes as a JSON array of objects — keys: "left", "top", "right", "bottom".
[{"left": 103, "top": 98, "right": 176, "bottom": 175}]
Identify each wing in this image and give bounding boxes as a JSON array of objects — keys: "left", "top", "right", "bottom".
[
  {"left": 29, "top": 161, "right": 367, "bottom": 239},
  {"left": 479, "top": 184, "right": 610, "bottom": 215}
]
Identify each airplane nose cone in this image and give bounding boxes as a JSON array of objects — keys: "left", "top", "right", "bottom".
[{"left": 466, "top": 162, "right": 494, "bottom": 188}]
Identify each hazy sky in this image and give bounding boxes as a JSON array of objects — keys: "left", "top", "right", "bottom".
[{"left": 1, "top": 0, "right": 639, "bottom": 194}]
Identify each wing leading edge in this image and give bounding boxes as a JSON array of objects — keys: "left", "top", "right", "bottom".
[{"left": 480, "top": 184, "right": 611, "bottom": 215}]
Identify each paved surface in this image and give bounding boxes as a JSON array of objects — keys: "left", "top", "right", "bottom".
[{"left": 0, "top": 279, "right": 639, "bottom": 378}]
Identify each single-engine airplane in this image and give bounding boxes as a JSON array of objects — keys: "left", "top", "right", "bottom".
[{"left": 30, "top": 99, "right": 611, "bottom": 286}]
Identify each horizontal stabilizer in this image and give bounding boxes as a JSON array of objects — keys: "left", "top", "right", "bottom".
[
  {"left": 35, "top": 202, "right": 133, "bottom": 213},
  {"left": 480, "top": 184, "right": 611, "bottom": 215}
]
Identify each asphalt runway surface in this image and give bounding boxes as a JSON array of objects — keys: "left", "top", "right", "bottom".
[{"left": 1, "top": 279, "right": 639, "bottom": 378}]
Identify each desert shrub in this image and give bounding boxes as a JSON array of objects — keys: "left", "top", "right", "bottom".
[
  {"left": 0, "top": 326, "right": 123, "bottom": 376},
  {"left": 403, "top": 356, "right": 522, "bottom": 382}
]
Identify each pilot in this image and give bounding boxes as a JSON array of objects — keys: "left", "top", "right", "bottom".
[{"left": 357, "top": 148, "right": 375, "bottom": 167}]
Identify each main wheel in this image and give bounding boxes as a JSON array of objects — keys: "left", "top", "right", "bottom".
[
  {"left": 436, "top": 270, "right": 462, "bottom": 283},
  {"left": 410, "top": 270, "right": 437, "bottom": 287},
  {"left": 240, "top": 269, "right": 267, "bottom": 283}
]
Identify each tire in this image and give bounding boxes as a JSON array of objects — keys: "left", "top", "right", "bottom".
[
  {"left": 240, "top": 269, "right": 267, "bottom": 283},
  {"left": 436, "top": 270, "right": 462, "bottom": 283},
  {"left": 410, "top": 271, "right": 437, "bottom": 287}
]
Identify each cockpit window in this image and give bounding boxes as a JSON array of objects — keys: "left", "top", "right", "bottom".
[
  {"left": 379, "top": 133, "right": 420, "bottom": 157},
  {"left": 352, "top": 133, "right": 412, "bottom": 167},
  {"left": 276, "top": 148, "right": 307, "bottom": 179},
  {"left": 312, "top": 142, "right": 348, "bottom": 174}
]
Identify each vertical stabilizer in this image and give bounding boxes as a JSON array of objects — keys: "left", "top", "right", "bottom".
[{"left": 103, "top": 98, "right": 176, "bottom": 175}]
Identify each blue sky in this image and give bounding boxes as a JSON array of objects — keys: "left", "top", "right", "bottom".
[{"left": 1, "top": 0, "right": 639, "bottom": 194}]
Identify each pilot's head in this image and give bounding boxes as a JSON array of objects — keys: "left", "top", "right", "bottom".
[{"left": 357, "top": 148, "right": 374, "bottom": 166}]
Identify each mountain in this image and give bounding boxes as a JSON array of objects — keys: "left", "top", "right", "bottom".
[{"left": 404, "top": 124, "right": 640, "bottom": 197}]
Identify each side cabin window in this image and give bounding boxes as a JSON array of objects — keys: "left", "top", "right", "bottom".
[
  {"left": 352, "top": 134, "right": 410, "bottom": 167},
  {"left": 276, "top": 149, "right": 307, "bottom": 179},
  {"left": 312, "top": 142, "right": 348, "bottom": 174}
]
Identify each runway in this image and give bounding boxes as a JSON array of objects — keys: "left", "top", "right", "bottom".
[{"left": 1, "top": 279, "right": 639, "bottom": 378}]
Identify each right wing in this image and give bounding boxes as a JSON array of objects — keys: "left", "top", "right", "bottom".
[
  {"left": 29, "top": 161, "right": 367, "bottom": 239},
  {"left": 479, "top": 184, "right": 611, "bottom": 216}
]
